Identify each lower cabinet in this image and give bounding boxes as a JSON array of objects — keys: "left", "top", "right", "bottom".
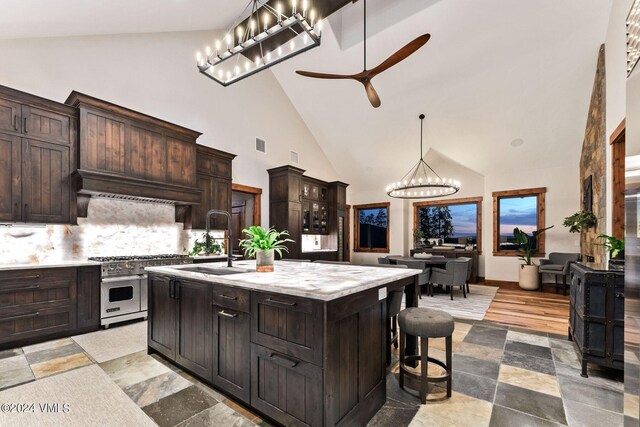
[
  {"left": 0, "top": 266, "right": 100, "bottom": 348},
  {"left": 250, "top": 343, "right": 323, "bottom": 427},
  {"left": 212, "top": 305, "right": 251, "bottom": 403},
  {"left": 148, "top": 275, "right": 177, "bottom": 357}
]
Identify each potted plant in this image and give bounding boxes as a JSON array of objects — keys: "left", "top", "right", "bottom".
[
  {"left": 595, "top": 234, "right": 625, "bottom": 261},
  {"left": 238, "top": 226, "right": 294, "bottom": 272},
  {"left": 189, "top": 232, "right": 224, "bottom": 256},
  {"left": 563, "top": 211, "right": 597, "bottom": 233},
  {"left": 413, "top": 229, "right": 426, "bottom": 248},
  {"left": 513, "top": 225, "right": 554, "bottom": 290}
]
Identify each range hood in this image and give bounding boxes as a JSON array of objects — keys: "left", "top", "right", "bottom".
[{"left": 65, "top": 91, "right": 203, "bottom": 218}]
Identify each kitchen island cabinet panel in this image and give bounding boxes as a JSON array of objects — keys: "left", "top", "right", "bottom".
[
  {"left": 76, "top": 266, "right": 101, "bottom": 329},
  {"left": 148, "top": 275, "right": 177, "bottom": 358},
  {"left": 212, "top": 305, "right": 251, "bottom": 403},
  {"left": 175, "top": 279, "right": 213, "bottom": 380},
  {"left": 251, "top": 343, "right": 323, "bottom": 427}
]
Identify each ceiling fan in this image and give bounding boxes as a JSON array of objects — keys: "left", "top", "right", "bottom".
[{"left": 296, "top": 0, "right": 430, "bottom": 108}]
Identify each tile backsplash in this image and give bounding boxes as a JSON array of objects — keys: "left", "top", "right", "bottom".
[{"left": 0, "top": 198, "right": 224, "bottom": 265}]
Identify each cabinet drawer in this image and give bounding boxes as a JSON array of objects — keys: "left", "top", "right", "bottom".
[
  {"left": 0, "top": 268, "right": 77, "bottom": 310},
  {"left": 251, "top": 343, "right": 323, "bottom": 427},
  {"left": 251, "top": 292, "right": 323, "bottom": 366},
  {"left": 0, "top": 303, "right": 77, "bottom": 345},
  {"left": 212, "top": 284, "right": 250, "bottom": 312}
]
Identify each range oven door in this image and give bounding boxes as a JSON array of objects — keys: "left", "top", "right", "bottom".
[{"left": 101, "top": 275, "right": 142, "bottom": 319}]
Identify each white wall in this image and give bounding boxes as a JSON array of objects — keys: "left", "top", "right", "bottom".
[
  {"left": 604, "top": 0, "right": 634, "bottom": 234},
  {"left": 0, "top": 30, "right": 339, "bottom": 232}
]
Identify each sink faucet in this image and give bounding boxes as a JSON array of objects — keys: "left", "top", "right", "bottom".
[{"left": 205, "top": 209, "right": 233, "bottom": 268}]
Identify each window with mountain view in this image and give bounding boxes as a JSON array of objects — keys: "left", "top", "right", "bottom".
[
  {"left": 354, "top": 203, "right": 390, "bottom": 252},
  {"left": 414, "top": 198, "right": 482, "bottom": 251},
  {"left": 492, "top": 188, "right": 546, "bottom": 255}
]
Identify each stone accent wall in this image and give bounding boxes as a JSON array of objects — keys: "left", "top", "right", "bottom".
[{"left": 579, "top": 45, "right": 607, "bottom": 263}]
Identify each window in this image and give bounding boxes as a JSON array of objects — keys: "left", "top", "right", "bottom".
[
  {"left": 354, "top": 203, "right": 390, "bottom": 252},
  {"left": 413, "top": 197, "right": 482, "bottom": 252},
  {"left": 493, "top": 187, "right": 546, "bottom": 256}
]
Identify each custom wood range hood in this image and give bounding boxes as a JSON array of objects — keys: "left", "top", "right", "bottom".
[{"left": 65, "top": 92, "right": 203, "bottom": 217}]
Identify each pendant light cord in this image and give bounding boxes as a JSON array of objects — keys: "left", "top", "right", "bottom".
[{"left": 363, "top": 0, "right": 367, "bottom": 71}]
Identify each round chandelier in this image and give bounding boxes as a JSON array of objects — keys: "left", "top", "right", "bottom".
[{"left": 386, "top": 114, "right": 461, "bottom": 199}]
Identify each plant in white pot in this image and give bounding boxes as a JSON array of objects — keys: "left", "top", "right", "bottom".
[
  {"left": 513, "top": 226, "right": 553, "bottom": 290},
  {"left": 238, "top": 226, "right": 294, "bottom": 272}
]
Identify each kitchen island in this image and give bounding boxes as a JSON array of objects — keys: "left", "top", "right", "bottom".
[{"left": 145, "top": 261, "right": 419, "bottom": 427}]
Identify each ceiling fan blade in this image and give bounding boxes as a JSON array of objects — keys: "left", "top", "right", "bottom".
[
  {"left": 295, "top": 70, "right": 356, "bottom": 79},
  {"left": 367, "top": 34, "right": 431, "bottom": 78},
  {"left": 363, "top": 81, "right": 381, "bottom": 108}
]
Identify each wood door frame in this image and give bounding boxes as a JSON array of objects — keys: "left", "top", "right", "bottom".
[
  {"left": 610, "top": 119, "right": 625, "bottom": 240},
  {"left": 231, "top": 183, "right": 262, "bottom": 226}
]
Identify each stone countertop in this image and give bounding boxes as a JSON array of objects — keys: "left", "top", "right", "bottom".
[
  {"left": 191, "top": 255, "right": 238, "bottom": 260},
  {"left": 0, "top": 260, "right": 102, "bottom": 271},
  {"left": 301, "top": 249, "right": 338, "bottom": 253},
  {"left": 146, "top": 260, "right": 418, "bottom": 301}
]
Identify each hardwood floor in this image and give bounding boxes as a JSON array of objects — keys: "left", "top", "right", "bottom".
[{"left": 482, "top": 283, "right": 570, "bottom": 336}]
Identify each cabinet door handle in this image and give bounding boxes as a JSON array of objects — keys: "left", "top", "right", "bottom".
[
  {"left": 13, "top": 114, "right": 18, "bottom": 131},
  {"left": 0, "top": 284, "right": 40, "bottom": 293},
  {"left": 23, "top": 117, "right": 28, "bottom": 133},
  {"left": 174, "top": 282, "right": 181, "bottom": 300},
  {"left": 265, "top": 298, "right": 296, "bottom": 306},
  {"left": 0, "top": 311, "right": 39, "bottom": 322},
  {"left": 169, "top": 280, "right": 175, "bottom": 299},
  {"left": 218, "top": 310, "right": 238, "bottom": 318},
  {"left": 269, "top": 352, "right": 299, "bottom": 368},
  {"left": 218, "top": 294, "right": 237, "bottom": 301},
  {"left": 616, "top": 292, "right": 625, "bottom": 299},
  {"left": 0, "top": 274, "right": 40, "bottom": 283}
]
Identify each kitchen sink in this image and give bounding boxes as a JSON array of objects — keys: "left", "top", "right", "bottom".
[{"left": 179, "top": 266, "right": 252, "bottom": 275}]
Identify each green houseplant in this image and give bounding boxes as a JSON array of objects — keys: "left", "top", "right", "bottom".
[
  {"left": 238, "top": 226, "right": 294, "bottom": 272},
  {"left": 563, "top": 211, "right": 597, "bottom": 233},
  {"left": 596, "top": 233, "right": 625, "bottom": 260},
  {"left": 189, "top": 232, "right": 224, "bottom": 256},
  {"left": 513, "top": 225, "right": 553, "bottom": 290}
]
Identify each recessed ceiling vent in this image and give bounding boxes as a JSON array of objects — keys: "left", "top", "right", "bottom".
[
  {"left": 290, "top": 151, "right": 299, "bottom": 164},
  {"left": 255, "top": 137, "right": 266, "bottom": 153}
]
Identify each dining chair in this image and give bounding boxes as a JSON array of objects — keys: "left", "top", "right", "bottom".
[
  {"left": 457, "top": 257, "right": 473, "bottom": 294},
  {"left": 378, "top": 257, "right": 391, "bottom": 265},
  {"left": 396, "top": 259, "right": 429, "bottom": 299},
  {"left": 430, "top": 259, "right": 470, "bottom": 300}
]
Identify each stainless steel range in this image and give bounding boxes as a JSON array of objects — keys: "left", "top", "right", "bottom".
[{"left": 88, "top": 254, "right": 192, "bottom": 328}]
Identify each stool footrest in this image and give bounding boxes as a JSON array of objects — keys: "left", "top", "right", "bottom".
[{"left": 399, "top": 355, "right": 451, "bottom": 383}]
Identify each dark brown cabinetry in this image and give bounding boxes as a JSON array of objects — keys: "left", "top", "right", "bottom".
[
  {"left": 148, "top": 275, "right": 177, "bottom": 357},
  {"left": 176, "top": 280, "right": 213, "bottom": 379},
  {"left": 268, "top": 166, "right": 348, "bottom": 261},
  {"left": 569, "top": 263, "right": 624, "bottom": 376},
  {"left": 192, "top": 145, "right": 236, "bottom": 230},
  {"left": 0, "top": 265, "right": 100, "bottom": 349},
  {"left": 212, "top": 284, "right": 251, "bottom": 403},
  {"left": 0, "top": 86, "right": 77, "bottom": 224}
]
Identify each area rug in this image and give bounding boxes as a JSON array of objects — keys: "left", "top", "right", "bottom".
[
  {"left": 0, "top": 364, "right": 155, "bottom": 427},
  {"left": 403, "top": 284, "right": 499, "bottom": 321},
  {"left": 72, "top": 321, "right": 147, "bottom": 363}
]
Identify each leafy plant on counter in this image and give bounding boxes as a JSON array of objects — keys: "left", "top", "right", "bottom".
[
  {"left": 189, "top": 232, "right": 224, "bottom": 256},
  {"left": 563, "top": 211, "right": 597, "bottom": 233},
  {"left": 238, "top": 226, "right": 294, "bottom": 258},
  {"left": 513, "top": 226, "right": 554, "bottom": 265},
  {"left": 595, "top": 234, "right": 625, "bottom": 258}
]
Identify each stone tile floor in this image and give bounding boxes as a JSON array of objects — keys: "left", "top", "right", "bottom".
[{"left": 0, "top": 319, "right": 633, "bottom": 427}]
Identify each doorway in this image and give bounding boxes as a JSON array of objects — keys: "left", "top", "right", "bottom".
[{"left": 231, "top": 184, "right": 262, "bottom": 255}]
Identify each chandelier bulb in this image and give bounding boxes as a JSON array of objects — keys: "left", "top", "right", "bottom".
[
  {"left": 264, "top": 13, "right": 270, "bottom": 32},
  {"left": 205, "top": 46, "right": 211, "bottom": 57},
  {"left": 237, "top": 27, "right": 244, "bottom": 44},
  {"left": 277, "top": 3, "right": 283, "bottom": 23},
  {"left": 292, "top": 0, "right": 297, "bottom": 15},
  {"left": 302, "top": 0, "right": 308, "bottom": 17}
]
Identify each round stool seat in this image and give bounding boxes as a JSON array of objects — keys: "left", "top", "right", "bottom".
[{"left": 398, "top": 307, "right": 454, "bottom": 338}]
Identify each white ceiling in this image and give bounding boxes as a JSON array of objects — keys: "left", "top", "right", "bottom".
[
  {"left": 0, "top": 0, "right": 240, "bottom": 39},
  {"left": 271, "top": 0, "right": 613, "bottom": 189},
  {"left": 1, "top": 0, "right": 614, "bottom": 193}
]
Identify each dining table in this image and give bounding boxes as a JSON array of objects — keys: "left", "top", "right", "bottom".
[{"left": 387, "top": 255, "right": 454, "bottom": 296}]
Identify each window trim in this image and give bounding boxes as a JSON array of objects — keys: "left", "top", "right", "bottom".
[
  {"left": 354, "top": 202, "right": 391, "bottom": 253},
  {"left": 412, "top": 197, "right": 483, "bottom": 254},
  {"left": 492, "top": 187, "right": 546, "bottom": 257}
]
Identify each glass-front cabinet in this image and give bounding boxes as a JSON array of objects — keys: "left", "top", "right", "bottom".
[{"left": 301, "top": 180, "right": 329, "bottom": 235}]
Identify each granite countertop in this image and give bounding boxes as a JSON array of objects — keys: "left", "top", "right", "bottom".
[
  {"left": 301, "top": 249, "right": 338, "bottom": 253},
  {"left": 0, "top": 260, "right": 102, "bottom": 271},
  {"left": 191, "top": 255, "right": 238, "bottom": 260},
  {"left": 146, "top": 260, "right": 418, "bottom": 301}
]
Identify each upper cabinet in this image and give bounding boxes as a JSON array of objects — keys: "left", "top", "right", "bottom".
[
  {"left": 65, "top": 92, "right": 203, "bottom": 215},
  {"left": 0, "top": 86, "right": 77, "bottom": 224},
  {"left": 192, "top": 145, "right": 236, "bottom": 230}
]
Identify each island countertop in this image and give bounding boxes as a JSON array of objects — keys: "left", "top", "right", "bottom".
[{"left": 145, "top": 260, "right": 418, "bottom": 301}]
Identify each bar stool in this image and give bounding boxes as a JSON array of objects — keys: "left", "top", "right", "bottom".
[{"left": 398, "top": 307, "right": 454, "bottom": 404}]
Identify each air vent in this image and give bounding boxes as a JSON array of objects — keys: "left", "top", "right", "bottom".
[
  {"left": 290, "top": 150, "right": 299, "bottom": 164},
  {"left": 255, "top": 138, "right": 266, "bottom": 153}
]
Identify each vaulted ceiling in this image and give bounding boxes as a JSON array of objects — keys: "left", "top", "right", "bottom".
[{"left": 0, "top": 0, "right": 614, "bottom": 192}]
